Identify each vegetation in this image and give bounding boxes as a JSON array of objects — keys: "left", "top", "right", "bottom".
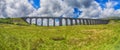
[
  {"left": 101, "top": 16, "right": 120, "bottom": 20},
  {"left": 0, "top": 18, "right": 120, "bottom": 50}
]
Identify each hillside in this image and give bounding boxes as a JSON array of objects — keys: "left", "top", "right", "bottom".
[
  {"left": 0, "top": 18, "right": 120, "bottom": 50},
  {"left": 101, "top": 16, "right": 120, "bottom": 20}
]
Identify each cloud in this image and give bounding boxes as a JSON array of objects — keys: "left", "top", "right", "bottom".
[
  {"left": 0, "top": 0, "right": 120, "bottom": 18},
  {"left": 64, "top": 0, "right": 94, "bottom": 8},
  {"left": 0, "top": 0, "right": 35, "bottom": 18},
  {"left": 29, "top": 0, "right": 96, "bottom": 18},
  {"left": 29, "top": 0, "right": 67, "bottom": 17},
  {"left": 100, "top": 1, "right": 120, "bottom": 18}
]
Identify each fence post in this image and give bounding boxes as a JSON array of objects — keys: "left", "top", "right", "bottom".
[
  {"left": 41, "top": 18, "right": 43, "bottom": 26},
  {"left": 86, "top": 19, "right": 89, "bottom": 25},
  {"left": 23, "top": 17, "right": 110, "bottom": 26},
  {"left": 96, "top": 19, "right": 98, "bottom": 24},
  {"left": 70, "top": 18, "right": 73, "bottom": 25},
  {"left": 59, "top": 18, "right": 62, "bottom": 26},
  {"left": 65, "top": 18, "right": 68, "bottom": 26},
  {"left": 77, "top": 19, "right": 79, "bottom": 25},
  {"left": 101, "top": 20, "right": 103, "bottom": 24},
  {"left": 100, "top": 20, "right": 102, "bottom": 24},
  {"left": 83, "top": 19, "right": 85, "bottom": 25},
  {"left": 95, "top": 19, "right": 97, "bottom": 25},
  {"left": 79, "top": 19, "right": 81, "bottom": 25},
  {"left": 89, "top": 19, "right": 92, "bottom": 25},
  {"left": 47, "top": 18, "right": 49, "bottom": 26},
  {"left": 29, "top": 18, "right": 32, "bottom": 24},
  {"left": 35, "top": 18, "right": 37, "bottom": 25},
  {"left": 53, "top": 18, "right": 55, "bottom": 26},
  {"left": 93, "top": 19, "right": 95, "bottom": 25},
  {"left": 97, "top": 20, "right": 99, "bottom": 24},
  {"left": 98, "top": 19, "right": 101, "bottom": 24},
  {"left": 75, "top": 18, "right": 77, "bottom": 25}
]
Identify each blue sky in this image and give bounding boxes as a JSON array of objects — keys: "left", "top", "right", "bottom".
[
  {"left": 31, "top": 0, "right": 120, "bottom": 10},
  {"left": 29, "top": 0, "right": 120, "bottom": 18},
  {"left": 28, "top": 0, "right": 40, "bottom": 9},
  {"left": 95, "top": 0, "right": 108, "bottom": 9},
  {"left": 1, "top": 0, "right": 120, "bottom": 18},
  {"left": 95, "top": 0, "right": 120, "bottom": 10}
]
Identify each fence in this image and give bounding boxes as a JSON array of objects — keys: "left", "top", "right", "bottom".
[{"left": 22, "top": 17, "right": 110, "bottom": 26}]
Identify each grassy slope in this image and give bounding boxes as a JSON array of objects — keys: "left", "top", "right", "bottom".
[{"left": 0, "top": 18, "right": 120, "bottom": 50}]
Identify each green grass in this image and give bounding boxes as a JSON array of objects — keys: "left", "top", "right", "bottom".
[{"left": 0, "top": 18, "right": 120, "bottom": 50}]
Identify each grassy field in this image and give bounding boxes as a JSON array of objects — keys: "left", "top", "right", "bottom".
[{"left": 0, "top": 18, "right": 120, "bottom": 50}]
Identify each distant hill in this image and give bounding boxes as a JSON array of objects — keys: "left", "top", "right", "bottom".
[
  {"left": 101, "top": 16, "right": 120, "bottom": 20},
  {"left": 0, "top": 18, "right": 28, "bottom": 25}
]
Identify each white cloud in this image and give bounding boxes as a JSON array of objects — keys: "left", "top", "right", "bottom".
[
  {"left": 0, "top": 0, "right": 120, "bottom": 18},
  {"left": 0, "top": 0, "right": 35, "bottom": 18},
  {"left": 100, "top": 1, "right": 120, "bottom": 18}
]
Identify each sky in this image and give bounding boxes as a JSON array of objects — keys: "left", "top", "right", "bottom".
[{"left": 0, "top": 0, "right": 120, "bottom": 18}]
